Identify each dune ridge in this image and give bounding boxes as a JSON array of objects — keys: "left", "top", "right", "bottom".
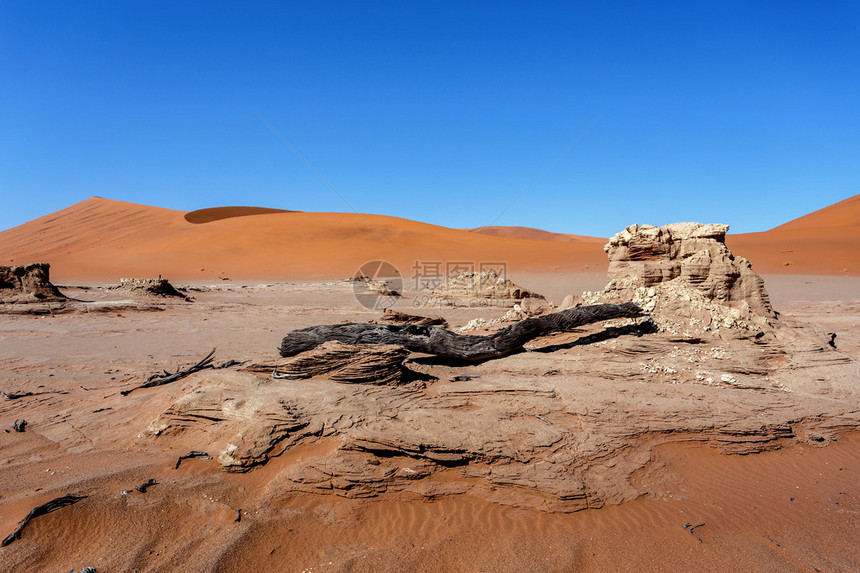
[
  {"left": 0, "top": 194, "right": 856, "bottom": 281},
  {"left": 0, "top": 197, "right": 606, "bottom": 282},
  {"left": 466, "top": 225, "right": 605, "bottom": 243},
  {"left": 184, "top": 206, "right": 297, "bottom": 224}
]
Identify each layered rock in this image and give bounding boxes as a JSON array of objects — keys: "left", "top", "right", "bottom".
[
  {"left": 117, "top": 277, "right": 188, "bottom": 300},
  {"left": 0, "top": 263, "right": 66, "bottom": 303},
  {"left": 432, "top": 271, "right": 544, "bottom": 306},
  {"left": 584, "top": 223, "right": 776, "bottom": 334}
]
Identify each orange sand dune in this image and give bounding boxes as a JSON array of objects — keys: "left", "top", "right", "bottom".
[
  {"left": 1, "top": 194, "right": 857, "bottom": 280},
  {"left": 727, "top": 194, "right": 860, "bottom": 275},
  {"left": 184, "top": 206, "right": 297, "bottom": 224},
  {"left": 467, "top": 225, "right": 605, "bottom": 243},
  {"left": 0, "top": 197, "right": 606, "bottom": 282},
  {"left": 769, "top": 194, "right": 860, "bottom": 232},
  {"left": 466, "top": 196, "right": 860, "bottom": 276}
]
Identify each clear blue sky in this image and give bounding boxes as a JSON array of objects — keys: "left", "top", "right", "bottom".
[{"left": 2, "top": 1, "right": 858, "bottom": 236}]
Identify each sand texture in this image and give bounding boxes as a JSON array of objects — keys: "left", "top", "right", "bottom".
[{"left": 1, "top": 273, "right": 858, "bottom": 571}]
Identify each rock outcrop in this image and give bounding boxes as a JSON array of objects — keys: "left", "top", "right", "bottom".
[
  {"left": 117, "top": 278, "right": 188, "bottom": 300},
  {"left": 0, "top": 263, "right": 66, "bottom": 303},
  {"left": 584, "top": 223, "right": 776, "bottom": 334},
  {"left": 432, "top": 271, "right": 544, "bottom": 306}
]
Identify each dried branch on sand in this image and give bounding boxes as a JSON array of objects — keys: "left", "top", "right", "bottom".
[
  {"left": 174, "top": 451, "right": 213, "bottom": 469},
  {"left": 280, "top": 303, "right": 643, "bottom": 362},
  {"left": 121, "top": 349, "right": 217, "bottom": 396},
  {"left": 2, "top": 390, "right": 68, "bottom": 400},
  {"left": 2, "top": 494, "right": 87, "bottom": 547}
]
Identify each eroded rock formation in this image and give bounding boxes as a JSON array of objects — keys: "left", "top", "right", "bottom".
[
  {"left": 431, "top": 271, "right": 544, "bottom": 306},
  {"left": 584, "top": 223, "right": 776, "bottom": 334},
  {"left": 0, "top": 263, "right": 66, "bottom": 303},
  {"left": 117, "top": 278, "right": 189, "bottom": 300}
]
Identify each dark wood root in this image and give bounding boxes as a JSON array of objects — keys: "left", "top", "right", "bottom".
[
  {"left": 247, "top": 342, "right": 418, "bottom": 385},
  {"left": 80, "top": 381, "right": 133, "bottom": 391},
  {"left": 121, "top": 349, "right": 217, "bottom": 396},
  {"left": 381, "top": 309, "right": 448, "bottom": 327},
  {"left": 279, "top": 302, "right": 643, "bottom": 362},
  {"left": 174, "top": 450, "right": 213, "bottom": 469},
  {"left": 2, "top": 390, "right": 68, "bottom": 400},
  {"left": 2, "top": 494, "right": 87, "bottom": 547},
  {"left": 134, "top": 478, "right": 158, "bottom": 493},
  {"left": 683, "top": 522, "right": 706, "bottom": 543},
  {"left": 214, "top": 359, "right": 247, "bottom": 369}
]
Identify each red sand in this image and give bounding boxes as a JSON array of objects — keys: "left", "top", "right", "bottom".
[
  {"left": 0, "top": 197, "right": 607, "bottom": 282},
  {"left": 1, "top": 194, "right": 857, "bottom": 281},
  {"left": 467, "top": 225, "right": 605, "bottom": 243}
]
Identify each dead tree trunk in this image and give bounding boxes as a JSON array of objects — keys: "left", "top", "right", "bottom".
[{"left": 279, "top": 302, "right": 642, "bottom": 362}]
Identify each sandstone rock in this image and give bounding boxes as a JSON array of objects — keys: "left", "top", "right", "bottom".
[
  {"left": 558, "top": 294, "right": 582, "bottom": 310},
  {"left": 432, "top": 271, "right": 544, "bottom": 306},
  {"left": 586, "top": 223, "right": 776, "bottom": 334},
  {"left": 144, "top": 375, "right": 317, "bottom": 472},
  {"left": 117, "top": 278, "right": 189, "bottom": 300},
  {"left": 518, "top": 297, "right": 554, "bottom": 316},
  {"left": 0, "top": 263, "right": 66, "bottom": 303}
]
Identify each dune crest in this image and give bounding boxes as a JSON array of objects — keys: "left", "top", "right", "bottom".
[
  {"left": 0, "top": 198, "right": 606, "bottom": 281},
  {"left": 769, "top": 194, "right": 860, "bottom": 232},
  {"left": 184, "top": 206, "right": 297, "bottom": 224},
  {"left": 0, "top": 194, "right": 857, "bottom": 280},
  {"left": 467, "top": 225, "right": 605, "bottom": 243}
]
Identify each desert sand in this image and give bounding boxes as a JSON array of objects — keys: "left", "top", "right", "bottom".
[
  {"left": 0, "top": 194, "right": 856, "bottom": 282},
  {"left": 1, "top": 197, "right": 858, "bottom": 572}
]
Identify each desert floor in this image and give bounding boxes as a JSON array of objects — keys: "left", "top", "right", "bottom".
[{"left": 1, "top": 273, "right": 858, "bottom": 572}]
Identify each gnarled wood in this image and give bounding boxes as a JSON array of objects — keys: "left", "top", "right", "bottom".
[
  {"left": 280, "top": 302, "right": 643, "bottom": 362},
  {"left": 2, "top": 494, "right": 87, "bottom": 547},
  {"left": 121, "top": 349, "right": 216, "bottom": 396},
  {"left": 248, "top": 342, "right": 417, "bottom": 385}
]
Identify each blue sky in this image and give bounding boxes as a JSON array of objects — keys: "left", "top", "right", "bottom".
[{"left": 1, "top": 1, "right": 858, "bottom": 236}]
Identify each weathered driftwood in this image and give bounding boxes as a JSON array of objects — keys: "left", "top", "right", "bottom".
[
  {"left": 2, "top": 494, "right": 87, "bottom": 547},
  {"left": 134, "top": 478, "right": 158, "bottom": 493},
  {"left": 174, "top": 450, "right": 213, "bottom": 469},
  {"left": 121, "top": 349, "right": 217, "bottom": 396},
  {"left": 381, "top": 308, "right": 448, "bottom": 327},
  {"left": 2, "top": 390, "right": 68, "bottom": 400},
  {"left": 683, "top": 522, "right": 706, "bottom": 543},
  {"left": 214, "top": 359, "right": 247, "bottom": 369},
  {"left": 280, "top": 302, "right": 643, "bottom": 362},
  {"left": 81, "top": 381, "right": 132, "bottom": 391},
  {"left": 247, "top": 342, "right": 415, "bottom": 385}
]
